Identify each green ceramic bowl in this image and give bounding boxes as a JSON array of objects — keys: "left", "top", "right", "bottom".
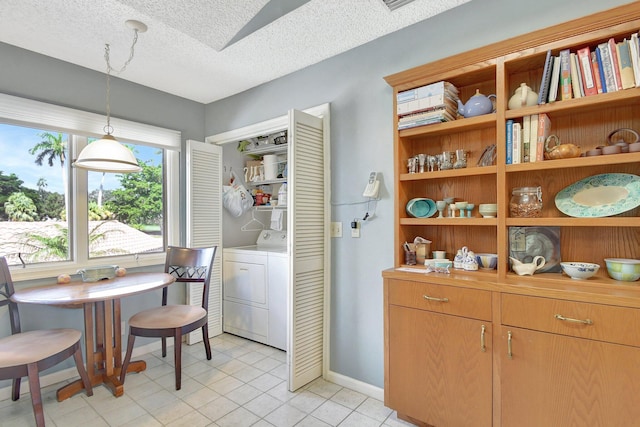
[
  {"left": 406, "top": 198, "right": 436, "bottom": 218},
  {"left": 604, "top": 258, "right": 640, "bottom": 282}
]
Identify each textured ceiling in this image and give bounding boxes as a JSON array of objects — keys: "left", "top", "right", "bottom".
[{"left": 0, "top": 0, "right": 471, "bottom": 104}]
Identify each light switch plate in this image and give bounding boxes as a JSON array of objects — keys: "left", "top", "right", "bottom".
[
  {"left": 351, "top": 222, "right": 360, "bottom": 238},
  {"left": 331, "top": 222, "right": 342, "bottom": 238}
]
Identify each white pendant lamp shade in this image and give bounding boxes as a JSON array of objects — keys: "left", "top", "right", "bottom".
[
  {"left": 73, "top": 134, "right": 142, "bottom": 173},
  {"left": 72, "top": 19, "right": 147, "bottom": 174}
]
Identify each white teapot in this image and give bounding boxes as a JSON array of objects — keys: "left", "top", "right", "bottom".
[{"left": 508, "top": 83, "right": 538, "bottom": 109}]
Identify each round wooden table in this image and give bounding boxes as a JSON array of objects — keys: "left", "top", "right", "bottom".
[{"left": 11, "top": 272, "right": 176, "bottom": 400}]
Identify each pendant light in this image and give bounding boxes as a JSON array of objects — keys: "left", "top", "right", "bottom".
[{"left": 73, "top": 20, "right": 147, "bottom": 173}]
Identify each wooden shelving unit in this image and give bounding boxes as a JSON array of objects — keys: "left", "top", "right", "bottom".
[
  {"left": 383, "top": 4, "right": 640, "bottom": 427},
  {"left": 385, "top": 7, "right": 640, "bottom": 284}
]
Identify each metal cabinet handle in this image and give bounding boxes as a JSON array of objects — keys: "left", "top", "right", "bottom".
[
  {"left": 423, "top": 295, "right": 449, "bottom": 303},
  {"left": 554, "top": 313, "right": 593, "bottom": 325},
  {"left": 480, "top": 324, "right": 486, "bottom": 352},
  {"left": 507, "top": 331, "right": 513, "bottom": 359}
]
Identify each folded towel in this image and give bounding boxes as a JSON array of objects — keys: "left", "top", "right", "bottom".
[{"left": 270, "top": 209, "right": 283, "bottom": 231}]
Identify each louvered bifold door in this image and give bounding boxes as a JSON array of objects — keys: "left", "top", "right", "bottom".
[
  {"left": 186, "top": 140, "right": 223, "bottom": 344},
  {"left": 288, "top": 110, "right": 326, "bottom": 391}
]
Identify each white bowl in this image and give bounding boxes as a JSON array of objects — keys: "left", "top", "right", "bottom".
[
  {"left": 560, "top": 262, "right": 600, "bottom": 280},
  {"left": 424, "top": 259, "right": 452, "bottom": 268},
  {"left": 454, "top": 201, "right": 468, "bottom": 209},
  {"left": 478, "top": 203, "right": 497, "bottom": 218},
  {"left": 604, "top": 258, "right": 640, "bottom": 282},
  {"left": 476, "top": 253, "right": 498, "bottom": 270}
]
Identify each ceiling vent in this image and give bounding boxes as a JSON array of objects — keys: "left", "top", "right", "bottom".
[{"left": 381, "top": 0, "right": 417, "bottom": 11}]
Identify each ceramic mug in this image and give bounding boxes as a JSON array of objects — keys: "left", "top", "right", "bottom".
[
  {"left": 432, "top": 250, "right": 446, "bottom": 259},
  {"left": 601, "top": 145, "right": 621, "bottom": 155}
]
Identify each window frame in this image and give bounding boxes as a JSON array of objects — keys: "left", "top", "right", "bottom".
[{"left": 0, "top": 93, "right": 180, "bottom": 281}]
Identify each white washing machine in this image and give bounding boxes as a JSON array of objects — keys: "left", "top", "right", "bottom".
[{"left": 222, "top": 230, "right": 288, "bottom": 350}]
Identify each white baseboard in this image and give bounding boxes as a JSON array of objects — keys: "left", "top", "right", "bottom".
[
  {"left": 324, "top": 369, "right": 384, "bottom": 401},
  {"left": 0, "top": 341, "right": 162, "bottom": 401}
]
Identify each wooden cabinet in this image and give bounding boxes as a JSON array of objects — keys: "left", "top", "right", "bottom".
[
  {"left": 500, "top": 294, "right": 640, "bottom": 426},
  {"left": 384, "top": 4, "right": 640, "bottom": 281},
  {"left": 383, "top": 4, "right": 640, "bottom": 427},
  {"left": 385, "top": 279, "right": 492, "bottom": 427}
]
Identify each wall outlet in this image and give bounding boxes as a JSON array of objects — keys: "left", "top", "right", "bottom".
[
  {"left": 351, "top": 221, "right": 360, "bottom": 238},
  {"left": 331, "top": 221, "right": 342, "bottom": 238}
]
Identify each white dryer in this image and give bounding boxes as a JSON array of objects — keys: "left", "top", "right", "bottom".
[{"left": 222, "top": 230, "right": 288, "bottom": 350}]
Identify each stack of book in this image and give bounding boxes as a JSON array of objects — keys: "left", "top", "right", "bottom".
[
  {"left": 506, "top": 113, "right": 551, "bottom": 164},
  {"left": 537, "top": 32, "right": 640, "bottom": 104},
  {"left": 397, "top": 81, "right": 459, "bottom": 130}
]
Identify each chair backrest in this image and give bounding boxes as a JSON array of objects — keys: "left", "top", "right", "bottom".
[
  {"left": 163, "top": 246, "right": 217, "bottom": 309},
  {"left": 0, "top": 257, "right": 21, "bottom": 335}
]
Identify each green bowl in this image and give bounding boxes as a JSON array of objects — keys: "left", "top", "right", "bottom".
[
  {"left": 604, "top": 258, "right": 640, "bottom": 282},
  {"left": 406, "top": 198, "right": 436, "bottom": 218}
]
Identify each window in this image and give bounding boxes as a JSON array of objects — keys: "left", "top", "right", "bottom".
[
  {"left": 0, "top": 125, "right": 71, "bottom": 264},
  {"left": 85, "top": 138, "right": 164, "bottom": 260},
  {"left": 0, "top": 94, "right": 180, "bottom": 280}
]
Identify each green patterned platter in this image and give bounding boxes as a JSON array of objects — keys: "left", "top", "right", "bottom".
[{"left": 555, "top": 173, "right": 640, "bottom": 217}]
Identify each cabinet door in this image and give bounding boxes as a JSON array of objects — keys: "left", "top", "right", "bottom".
[
  {"left": 387, "top": 305, "right": 492, "bottom": 427},
  {"left": 500, "top": 326, "right": 640, "bottom": 427},
  {"left": 287, "top": 108, "right": 327, "bottom": 391},
  {"left": 206, "top": 103, "right": 330, "bottom": 392},
  {"left": 186, "top": 140, "right": 223, "bottom": 342}
]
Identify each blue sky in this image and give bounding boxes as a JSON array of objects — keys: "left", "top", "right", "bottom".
[{"left": 0, "top": 123, "right": 160, "bottom": 194}]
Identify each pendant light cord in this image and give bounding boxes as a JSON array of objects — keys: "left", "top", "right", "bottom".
[{"left": 103, "top": 28, "right": 141, "bottom": 135}]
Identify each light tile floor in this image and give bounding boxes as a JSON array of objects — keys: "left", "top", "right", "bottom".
[{"left": 0, "top": 333, "right": 413, "bottom": 426}]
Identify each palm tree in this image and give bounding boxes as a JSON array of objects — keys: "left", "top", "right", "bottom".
[
  {"left": 85, "top": 137, "right": 107, "bottom": 207},
  {"left": 98, "top": 171, "right": 106, "bottom": 207},
  {"left": 29, "top": 132, "right": 68, "bottom": 212},
  {"left": 4, "top": 192, "right": 38, "bottom": 221},
  {"left": 21, "top": 221, "right": 122, "bottom": 262}
]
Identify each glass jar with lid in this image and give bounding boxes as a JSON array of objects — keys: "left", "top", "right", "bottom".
[{"left": 510, "top": 186, "right": 542, "bottom": 218}]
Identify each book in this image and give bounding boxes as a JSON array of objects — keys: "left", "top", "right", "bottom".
[
  {"left": 398, "top": 107, "right": 454, "bottom": 121},
  {"left": 397, "top": 81, "right": 458, "bottom": 104},
  {"left": 398, "top": 109, "right": 456, "bottom": 123},
  {"left": 397, "top": 107, "right": 456, "bottom": 129},
  {"left": 629, "top": 33, "right": 640, "bottom": 87},
  {"left": 595, "top": 46, "right": 609, "bottom": 93},
  {"left": 397, "top": 93, "right": 454, "bottom": 116},
  {"left": 577, "top": 47, "right": 597, "bottom": 96},
  {"left": 608, "top": 37, "right": 622, "bottom": 90},
  {"left": 591, "top": 51, "right": 604, "bottom": 94},
  {"left": 537, "top": 113, "right": 551, "bottom": 162},
  {"left": 538, "top": 50, "right": 553, "bottom": 104},
  {"left": 398, "top": 118, "right": 449, "bottom": 129},
  {"left": 576, "top": 53, "right": 586, "bottom": 97},
  {"left": 598, "top": 42, "right": 617, "bottom": 92},
  {"left": 559, "top": 49, "right": 572, "bottom": 100},
  {"left": 529, "top": 114, "right": 539, "bottom": 163},
  {"left": 506, "top": 119, "right": 514, "bottom": 164},
  {"left": 569, "top": 53, "right": 583, "bottom": 98},
  {"left": 548, "top": 56, "right": 561, "bottom": 102},
  {"left": 522, "top": 115, "right": 531, "bottom": 163},
  {"left": 616, "top": 39, "right": 635, "bottom": 89},
  {"left": 512, "top": 122, "right": 522, "bottom": 164}
]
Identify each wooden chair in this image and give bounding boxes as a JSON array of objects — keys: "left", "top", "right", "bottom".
[
  {"left": 120, "top": 246, "right": 217, "bottom": 390},
  {"left": 0, "top": 257, "right": 93, "bottom": 427}
]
